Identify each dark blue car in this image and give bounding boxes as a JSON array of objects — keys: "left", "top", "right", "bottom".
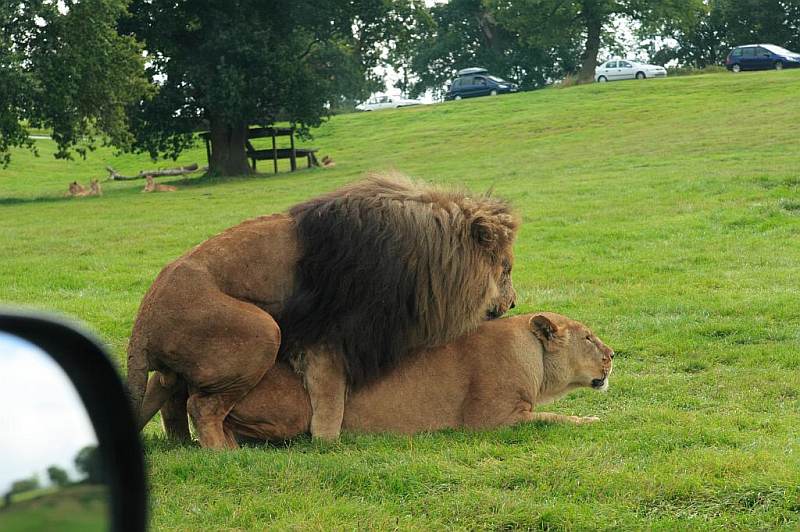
[
  {"left": 726, "top": 44, "right": 800, "bottom": 72},
  {"left": 445, "top": 68, "right": 518, "bottom": 101}
]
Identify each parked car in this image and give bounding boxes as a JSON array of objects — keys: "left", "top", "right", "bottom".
[
  {"left": 445, "top": 67, "right": 519, "bottom": 100},
  {"left": 595, "top": 60, "right": 667, "bottom": 82},
  {"left": 356, "top": 95, "right": 422, "bottom": 111},
  {"left": 725, "top": 44, "right": 800, "bottom": 72}
]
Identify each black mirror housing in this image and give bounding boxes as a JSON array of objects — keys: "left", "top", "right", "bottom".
[{"left": 0, "top": 310, "right": 147, "bottom": 532}]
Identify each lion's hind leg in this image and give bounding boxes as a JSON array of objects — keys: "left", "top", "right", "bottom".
[{"left": 177, "top": 295, "right": 282, "bottom": 449}]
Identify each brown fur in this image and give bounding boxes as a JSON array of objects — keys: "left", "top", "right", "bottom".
[
  {"left": 213, "top": 312, "right": 613, "bottom": 439},
  {"left": 127, "top": 174, "right": 519, "bottom": 447},
  {"left": 281, "top": 174, "right": 519, "bottom": 388},
  {"left": 143, "top": 175, "right": 178, "bottom": 192}
]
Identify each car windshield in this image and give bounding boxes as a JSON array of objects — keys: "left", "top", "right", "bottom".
[
  {"left": 762, "top": 44, "right": 798, "bottom": 56},
  {"left": 487, "top": 75, "right": 506, "bottom": 83}
]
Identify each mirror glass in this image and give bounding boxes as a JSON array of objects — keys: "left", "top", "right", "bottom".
[{"left": 0, "top": 332, "right": 110, "bottom": 531}]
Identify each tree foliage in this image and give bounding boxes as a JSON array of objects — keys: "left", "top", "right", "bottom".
[
  {"left": 642, "top": 0, "right": 800, "bottom": 67},
  {"left": 8, "top": 475, "right": 40, "bottom": 495},
  {"left": 46, "top": 465, "right": 70, "bottom": 487},
  {"left": 0, "top": 0, "right": 149, "bottom": 167},
  {"left": 396, "top": 0, "right": 578, "bottom": 96},
  {"left": 123, "top": 0, "right": 397, "bottom": 175},
  {"left": 489, "top": 0, "right": 701, "bottom": 83},
  {"left": 396, "top": 0, "right": 700, "bottom": 92},
  {"left": 74, "top": 445, "right": 104, "bottom": 484}
]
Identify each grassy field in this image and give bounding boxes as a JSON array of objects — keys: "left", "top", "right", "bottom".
[
  {"left": 1, "top": 70, "right": 799, "bottom": 529},
  {"left": 0, "top": 484, "right": 108, "bottom": 531}
]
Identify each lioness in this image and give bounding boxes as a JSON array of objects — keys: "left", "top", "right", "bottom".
[
  {"left": 67, "top": 179, "right": 102, "bottom": 197},
  {"left": 213, "top": 312, "right": 613, "bottom": 440},
  {"left": 129, "top": 175, "right": 518, "bottom": 447},
  {"left": 142, "top": 175, "right": 178, "bottom": 192}
]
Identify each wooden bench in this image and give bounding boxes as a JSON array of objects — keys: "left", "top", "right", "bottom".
[
  {"left": 201, "top": 127, "right": 319, "bottom": 174},
  {"left": 245, "top": 143, "right": 319, "bottom": 172}
]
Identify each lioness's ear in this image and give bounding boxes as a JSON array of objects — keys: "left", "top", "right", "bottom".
[{"left": 530, "top": 314, "right": 563, "bottom": 350}]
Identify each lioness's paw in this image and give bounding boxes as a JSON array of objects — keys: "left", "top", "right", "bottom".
[{"left": 578, "top": 416, "right": 600, "bottom": 424}]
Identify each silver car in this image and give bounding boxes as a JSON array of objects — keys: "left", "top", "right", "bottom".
[
  {"left": 355, "top": 95, "right": 423, "bottom": 111},
  {"left": 595, "top": 60, "right": 667, "bottom": 82}
]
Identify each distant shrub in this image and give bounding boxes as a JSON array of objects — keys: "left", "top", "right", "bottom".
[
  {"left": 9, "top": 476, "right": 40, "bottom": 495},
  {"left": 667, "top": 65, "right": 727, "bottom": 77}
]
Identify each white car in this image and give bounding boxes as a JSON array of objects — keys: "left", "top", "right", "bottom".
[
  {"left": 595, "top": 60, "right": 667, "bottom": 82},
  {"left": 356, "top": 95, "right": 422, "bottom": 111}
]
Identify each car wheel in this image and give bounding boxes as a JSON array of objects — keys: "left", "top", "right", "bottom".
[
  {"left": 597, "top": 76, "right": 607, "bottom": 83},
  {"left": 635, "top": 71, "right": 646, "bottom": 79},
  {"left": 775, "top": 61, "right": 783, "bottom": 71},
  {"left": 490, "top": 89, "right": 498, "bottom": 96},
  {"left": 732, "top": 64, "right": 741, "bottom": 73}
]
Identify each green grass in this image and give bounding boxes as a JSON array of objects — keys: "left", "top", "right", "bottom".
[
  {"left": 0, "top": 484, "right": 108, "bottom": 531},
  {"left": 2, "top": 70, "right": 800, "bottom": 529}
]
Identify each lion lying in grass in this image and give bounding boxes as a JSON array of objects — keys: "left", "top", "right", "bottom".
[{"left": 211, "top": 312, "right": 613, "bottom": 439}]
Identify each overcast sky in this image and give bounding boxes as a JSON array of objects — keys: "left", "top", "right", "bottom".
[{"left": 0, "top": 333, "right": 98, "bottom": 494}]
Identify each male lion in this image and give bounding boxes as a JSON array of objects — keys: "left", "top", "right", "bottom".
[
  {"left": 140, "top": 312, "right": 613, "bottom": 439},
  {"left": 128, "top": 174, "right": 518, "bottom": 448}
]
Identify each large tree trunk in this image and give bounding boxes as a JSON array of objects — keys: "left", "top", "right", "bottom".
[
  {"left": 577, "top": 6, "right": 604, "bottom": 84},
  {"left": 208, "top": 118, "right": 251, "bottom": 176}
]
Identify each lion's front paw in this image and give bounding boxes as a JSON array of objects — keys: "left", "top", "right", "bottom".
[
  {"left": 311, "top": 426, "right": 342, "bottom": 441},
  {"left": 578, "top": 415, "right": 600, "bottom": 424}
]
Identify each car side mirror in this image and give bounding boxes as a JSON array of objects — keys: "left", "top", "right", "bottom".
[{"left": 0, "top": 310, "right": 146, "bottom": 532}]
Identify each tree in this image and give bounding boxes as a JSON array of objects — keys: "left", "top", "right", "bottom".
[
  {"left": 399, "top": 0, "right": 574, "bottom": 96},
  {"left": 488, "top": 0, "right": 701, "bottom": 83},
  {"left": 0, "top": 0, "right": 149, "bottom": 167},
  {"left": 8, "top": 475, "right": 40, "bottom": 495},
  {"left": 47, "top": 465, "right": 70, "bottom": 487},
  {"left": 74, "top": 445, "right": 104, "bottom": 484},
  {"left": 123, "top": 1, "right": 396, "bottom": 176},
  {"left": 640, "top": 2, "right": 728, "bottom": 67},
  {"left": 642, "top": 0, "right": 800, "bottom": 68},
  {"left": 383, "top": 1, "right": 435, "bottom": 96}
]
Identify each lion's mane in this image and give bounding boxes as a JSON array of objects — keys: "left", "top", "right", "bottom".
[{"left": 278, "top": 174, "right": 518, "bottom": 388}]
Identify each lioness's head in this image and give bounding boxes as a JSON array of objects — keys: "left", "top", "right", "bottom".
[{"left": 529, "top": 312, "right": 614, "bottom": 393}]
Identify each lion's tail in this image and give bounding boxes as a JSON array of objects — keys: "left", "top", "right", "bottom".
[
  {"left": 137, "top": 371, "right": 180, "bottom": 431},
  {"left": 126, "top": 335, "right": 150, "bottom": 428}
]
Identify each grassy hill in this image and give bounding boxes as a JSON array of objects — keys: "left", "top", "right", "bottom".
[
  {"left": 1, "top": 70, "right": 799, "bottom": 529},
  {"left": 0, "top": 484, "right": 108, "bottom": 531}
]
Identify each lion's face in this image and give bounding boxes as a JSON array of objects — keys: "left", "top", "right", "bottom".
[
  {"left": 530, "top": 313, "right": 613, "bottom": 391},
  {"left": 485, "top": 253, "right": 516, "bottom": 320}
]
